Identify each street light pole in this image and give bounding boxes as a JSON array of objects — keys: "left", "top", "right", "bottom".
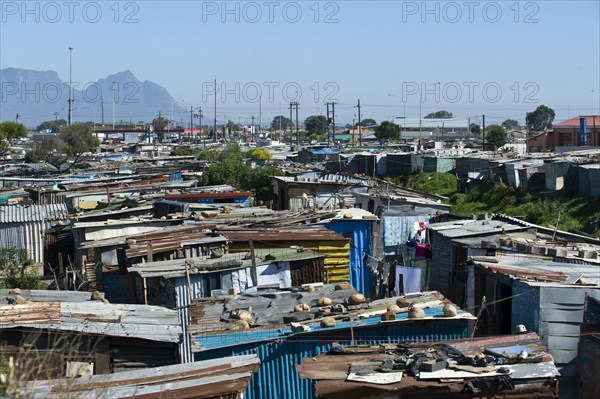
[
  {"left": 75, "top": 103, "right": 91, "bottom": 122},
  {"left": 68, "top": 47, "right": 73, "bottom": 126},
  {"left": 213, "top": 78, "right": 217, "bottom": 142},
  {"left": 112, "top": 81, "right": 117, "bottom": 129},
  {"left": 169, "top": 100, "right": 183, "bottom": 137},
  {"left": 419, "top": 89, "right": 422, "bottom": 144},
  {"left": 388, "top": 93, "right": 407, "bottom": 141}
]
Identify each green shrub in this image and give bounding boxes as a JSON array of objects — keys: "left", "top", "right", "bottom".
[{"left": 0, "top": 247, "right": 43, "bottom": 290}]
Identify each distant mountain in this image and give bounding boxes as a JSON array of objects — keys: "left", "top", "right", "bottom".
[{"left": 0, "top": 68, "right": 188, "bottom": 128}]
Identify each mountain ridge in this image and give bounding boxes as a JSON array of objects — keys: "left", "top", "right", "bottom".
[{"left": 0, "top": 68, "right": 188, "bottom": 128}]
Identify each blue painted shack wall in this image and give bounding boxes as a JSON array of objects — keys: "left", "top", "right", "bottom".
[
  {"left": 194, "top": 318, "right": 469, "bottom": 399},
  {"left": 102, "top": 273, "right": 129, "bottom": 303},
  {"left": 320, "top": 219, "right": 373, "bottom": 297}
]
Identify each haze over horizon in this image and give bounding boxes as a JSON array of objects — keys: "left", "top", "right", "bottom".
[{"left": 1, "top": 0, "right": 599, "bottom": 127}]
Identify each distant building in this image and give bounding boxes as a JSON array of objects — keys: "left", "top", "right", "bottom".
[
  {"left": 529, "top": 116, "right": 600, "bottom": 151},
  {"left": 393, "top": 117, "right": 470, "bottom": 140}
]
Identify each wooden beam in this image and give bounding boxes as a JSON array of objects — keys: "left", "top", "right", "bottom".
[{"left": 249, "top": 240, "right": 258, "bottom": 287}]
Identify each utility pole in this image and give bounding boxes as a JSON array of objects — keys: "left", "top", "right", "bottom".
[
  {"left": 326, "top": 102, "right": 336, "bottom": 146},
  {"left": 54, "top": 111, "right": 58, "bottom": 122},
  {"left": 468, "top": 117, "right": 470, "bottom": 140},
  {"left": 332, "top": 102, "right": 336, "bottom": 145},
  {"left": 326, "top": 102, "right": 331, "bottom": 145},
  {"left": 190, "top": 106, "right": 194, "bottom": 131},
  {"left": 15, "top": 114, "right": 20, "bottom": 123},
  {"left": 259, "top": 95, "right": 262, "bottom": 136},
  {"left": 289, "top": 102, "right": 293, "bottom": 148},
  {"left": 294, "top": 102, "right": 300, "bottom": 146},
  {"left": 100, "top": 97, "right": 104, "bottom": 125},
  {"left": 68, "top": 46, "right": 73, "bottom": 126},
  {"left": 482, "top": 114, "right": 486, "bottom": 149},
  {"left": 357, "top": 99, "right": 362, "bottom": 146},
  {"left": 198, "top": 106, "right": 204, "bottom": 148},
  {"left": 251, "top": 115, "right": 255, "bottom": 143},
  {"left": 112, "top": 81, "right": 117, "bottom": 130},
  {"left": 213, "top": 78, "right": 217, "bottom": 143}
]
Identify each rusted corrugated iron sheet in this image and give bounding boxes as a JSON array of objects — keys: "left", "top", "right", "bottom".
[
  {"left": 223, "top": 226, "right": 347, "bottom": 242},
  {"left": 62, "top": 175, "right": 170, "bottom": 191},
  {"left": 480, "top": 263, "right": 567, "bottom": 282},
  {"left": 0, "top": 303, "right": 61, "bottom": 324},
  {"left": 22, "top": 354, "right": 260, "bottom": 399},
  {"left": 166, "top": 191, "right": 253, "bottom": 200},
  {"left": 290, "top": 256, "right": 325, "bottom": 286}
]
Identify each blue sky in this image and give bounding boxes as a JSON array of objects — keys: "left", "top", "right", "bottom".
[{"left": 1, "top": 0, "right": 599, "bottom": 126}]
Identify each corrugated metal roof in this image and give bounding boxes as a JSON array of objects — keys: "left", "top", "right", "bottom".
[
  {"left": 0, "top": 203, "right": 68, "bottom": 223},
  {"left": 393, "top": 117, "right": 469, "bottom": 129},
  {"left": 165, "top": 192, "right": 253, "bottom": 200},
  {"left": 130, "top": 254, "right": 253, "bottom": 279},
  {"left": 578, "top": 163, "right": 600, "bottom": 170},
  {"left": 222, "top": 225, "right": 348, "bottom": 242},
  {"left": 478, "top": 253, "right": 600, "bottom": 286},
  {"left": 0, "top": 301, "right": 182, "bottom": 342},
  {"left": 22, "top": 354, "right": 260, "bottom": 399},
  {"left": 276, "top": 173, "right": 370, "bottom": 186},
  {"left": 0, "top": 289, "right": 97, "bottom": 304},
  {"left": 194, "top": 304, "right": 474, "bottom": 352},
  {"left": 428, "top": 219, "right": 527, "bottom": 238},
  {"left": 196, "top": 317, "right": 470, "bottom": 399}
]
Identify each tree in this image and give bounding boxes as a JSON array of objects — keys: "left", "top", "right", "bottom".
[
  {"left": 197, "top": 149, "right": 219, "bottom": 161},
  {"left": 425, "top": 110, "right": 453, "bottom": 119},
  {"left": 171, "top": 147, "right": 197, "bottom": 156},
  {"left": 309, "top": 133, "right": 326, "bottom": 143},
  {"left": 0, "top": 247, "right": 42, "bottom": 289},
  {"left": 304, "top": 115, "right": 329, "bottom": 135},
  {"left": 202, "top": 158, "right": 283, "bottom": 203},
  {"left": 485, "top": 124, "right": 507, "bottom": 149},
  {"left": 374, "top": 121, "right": 401, "bottom": 143},
  {"left": 246, "top": 148, "right": 273, "bottom": 160},
  {"left": 470, "top": 123, "right": 481, "bottom": 136},
  {"left": 37, "top": 119, "right": 67, "bottom": 132},
  {"left": 244, "top": 166, "right": 284, "bottom": 201},
  {"left": 226, "top": 120, "right": 241, "bottom": 132},
  {"left": 501, "top": 119, "right": 520, "bottom": 130},
  {"left": 0, "top": 121, "right": 28, "bottom": 151},
  {"left": 218, "top": 142, "right": 243, "bottom": 161},
  {"left": 202, "top": 157, "right": 248, "bottom": 188},
  {"left": 270, "top": 115, "right": 293, "bottom": 131},
  {"left": 24, "top": 123, "right": 98, "bottom": 171},
  {"left": 152, "top": 116, "right": 170, "bottom": 130},
  {"left": 359, "top": 118, "right": 377, "bottom": 127},
  {"left": 24, "top": 137, "right": 66, "bottom": 168},
  {"left": 526, "top": 105, "right": 555, "bottom": 132},
  {"left": 61, "top": 123, "right": 100, "bottom": 162}
]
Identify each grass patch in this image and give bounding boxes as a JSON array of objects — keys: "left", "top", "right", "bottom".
[{"left": 388, "top": 173, "right": 600, "bottom": 238}]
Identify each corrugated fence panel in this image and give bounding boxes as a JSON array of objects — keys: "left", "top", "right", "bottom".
[
  {"left": 195, "top": 319, "right": 469, "bottom": 399},
  {"left": 0, "top": 221, "right": 47, "bottom": 263},
  {"left": 175, "top": 275, "right": 206, "bottom": 363},
  {"left": 318, "top": 241, "right": 350, "bottom": 282}
]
